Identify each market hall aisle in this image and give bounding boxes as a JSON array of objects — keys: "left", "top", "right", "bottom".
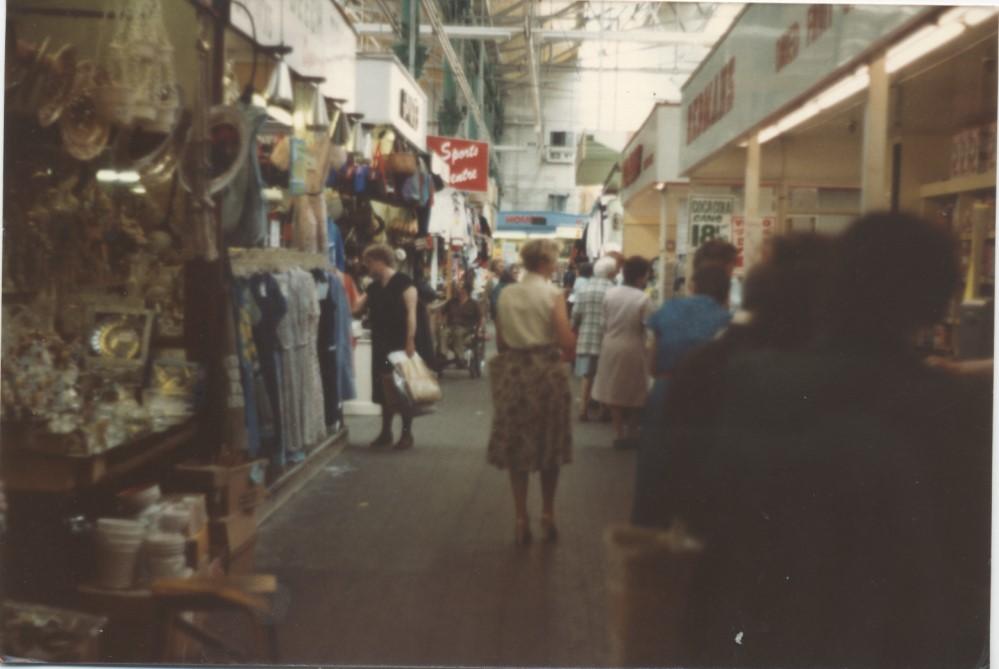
[{"left": 255, "top": 369, "right": 635, "bottom": 666}]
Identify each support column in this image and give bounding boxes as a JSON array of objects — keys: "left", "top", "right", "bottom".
[
  {"left": 658, "top": 190, "right": 668, "bottom": 303},
  {"left": 744, "top": 132, "right": 761, "bottom": 220},
  {"left": 862, "top": 55, "right": 890, "bottom": 211},
  {"left": 659, "top": 188, "right": 679, "bottom": 302},
  {"left": 741, "top": 131, "right": 764, "bottom": 271}
]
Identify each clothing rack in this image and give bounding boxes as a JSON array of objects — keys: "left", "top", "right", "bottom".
[{"left": 228, "top": 248, "right": 333, "bottom": 277}]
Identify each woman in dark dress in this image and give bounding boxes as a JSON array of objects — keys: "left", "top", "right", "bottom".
[{"left": 353, "top": 244, "right": 433, "bottom": 450}]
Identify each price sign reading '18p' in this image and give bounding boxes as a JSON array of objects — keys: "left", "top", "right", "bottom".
[{"left": 688, "top": 196, "right": 734, "bottom": 248}]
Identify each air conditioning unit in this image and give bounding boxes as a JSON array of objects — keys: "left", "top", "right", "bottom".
[{"left": 544, "top": 146, "right": 575, "bottom": 164}]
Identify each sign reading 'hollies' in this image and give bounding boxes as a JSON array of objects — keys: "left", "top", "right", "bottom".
[{"left": 427, "top": 135, "right": 490, "bottom": 193}]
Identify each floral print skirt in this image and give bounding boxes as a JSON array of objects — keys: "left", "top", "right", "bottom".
[{"left": 487, "top": 346, "right": 572, "bottom": 472}]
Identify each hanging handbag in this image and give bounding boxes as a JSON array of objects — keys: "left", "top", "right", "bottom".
[
  {"left": 385, "top": 152, "right": 419, "bottom": 177},
  {"left": 368, "top": 146, "right": 390, "bottom": 198}
]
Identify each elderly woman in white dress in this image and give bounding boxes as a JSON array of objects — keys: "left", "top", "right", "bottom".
[{"left": 591, "top": 255, "right": 653, "bottom": 449}]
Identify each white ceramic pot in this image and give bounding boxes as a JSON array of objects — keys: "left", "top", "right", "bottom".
[{"left": 95, "top": 542, "right": 142, "bottom": 589}]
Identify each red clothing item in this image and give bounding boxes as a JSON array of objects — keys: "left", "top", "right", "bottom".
[{"left": 343, "top": 273, "right": 360, "bottom": 310}]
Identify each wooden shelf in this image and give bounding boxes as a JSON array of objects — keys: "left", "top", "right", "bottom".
[
  {"left": 1, "top": 420, "right": 197, "bottom": 494},
  {"left": 920, "top": 170, "right": 997, "bottom": 199}
]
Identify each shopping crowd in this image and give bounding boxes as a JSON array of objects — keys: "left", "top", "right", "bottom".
[{"left": 482, "top": 211, "right": 991, "bottom": 668}]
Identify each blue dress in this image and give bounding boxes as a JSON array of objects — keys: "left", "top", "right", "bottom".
[
  {"left": 634, "top": 295, "right": 730, "bottom": 530},
  {"left": 644, "top": 295, "right": 732, "bottom": 425}
]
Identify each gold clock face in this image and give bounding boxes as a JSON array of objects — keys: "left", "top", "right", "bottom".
[{"left": 89, "top": 315, "right": 145, "bottom": 361}]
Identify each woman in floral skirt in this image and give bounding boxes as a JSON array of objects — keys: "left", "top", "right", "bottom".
[{"left": 488, "top": 239, "right": 576, "bottom": 545}]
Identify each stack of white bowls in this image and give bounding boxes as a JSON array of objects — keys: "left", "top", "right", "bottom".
[
  {"left": 158, "top": 503, "right": 192, "bottom": 535},
  {"left": 144, "top": 532, "right": 188, "bottom": 580},
  {"left": 119, "top": 484, "right": 162, "bottom": 515},
  {"left": 95, "top": 518, "right": 145, "bottom": 589}
]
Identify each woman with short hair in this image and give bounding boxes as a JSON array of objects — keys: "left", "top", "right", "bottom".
[
  {"left": 591, "top": 255, "right": 653, "bottom": 448},
  {"left": 353, "top": 243, "right": 433, "bottom": 450},
  {"left": 488, "top": 239, "right": 576, "bottom": 545}
]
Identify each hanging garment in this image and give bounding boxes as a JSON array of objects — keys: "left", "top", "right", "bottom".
[
  {"left": 427, "top": 188, "right": 463, "bottom": 240},
  {"left": 330, "top": 271, "right": 357, "bottom": 402},
  {"left": 275, "top": 270, "right": 327, "bottom": 458},
  {"left": 221, "top": 102, "right": 269, "bottom": 248},
  {"left": 312, "top": 270, "right": 338, "bottom": 430},
  {"left": 250, "top": 273, "right": 288, "bottom": 468},
  {"left": 327, "top": 218, "right": 346, "bottom": 272},
  {"left": 292, "top": 195, "right": 320, "bottom": 254},
  {"left": 231, "top": 279, "right": 263, "bottom": 457},
  {"left": 314, "top": 270, "right": 354, "bottom": 430}
]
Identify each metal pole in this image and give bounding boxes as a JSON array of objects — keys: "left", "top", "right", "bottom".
[
  {"left": 477, "top": 39, "right": 485, "bottom": 140},
  {"left": 408, "top": 0, "right": 418, "bottom": 74}
]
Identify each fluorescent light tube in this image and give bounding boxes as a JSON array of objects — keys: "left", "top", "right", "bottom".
[{"left": 886, "top": 22, "right": 965, "bottom": 73}]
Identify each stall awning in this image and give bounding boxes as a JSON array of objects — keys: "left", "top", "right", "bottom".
[{"left": 575, "top": 136, "right": 622, "bottom": 186}]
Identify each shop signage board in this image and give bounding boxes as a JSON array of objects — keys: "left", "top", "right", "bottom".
[
  {"left": 619, "top": 103, "right": 686, "bottom": 206},
  {"left": 230, "top": 0, "right": 357, "bottom": 104},
  {"left": 427, "top": 136, "right": 490, "bottom": 193},
  {"left": 732, "top": 215, "right": 776, "bottom": 269},
  {"left": 354, "top": 55, "right": 428, "bottom": 149},
  {"left": 680, "top": 4, "right": 930, "bottom": 173},
  {"left": 688, "top": 195, "right": 734, "bottom": 248},
  {"left": 498, "top": 211, "right": 588, "bottom": 234}
]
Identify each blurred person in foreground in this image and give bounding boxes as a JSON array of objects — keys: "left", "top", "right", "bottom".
[
  {"left": 571, "top": 256, "right": 618, "bottom": 421},
  {"left": 692, "top": 238, "right": 740, "bottom": 310},
  {"left": 487, "top": 239, "right": 576, "bottom": 545},
  {"left": 661, "top": 213, "right": 989, "bottom": 668},
  {"left": 632, "top": 232, "right": 834, "bottom": 530},
  {"left": 591, "top": 256, "right": 653, "bottom": 448}
]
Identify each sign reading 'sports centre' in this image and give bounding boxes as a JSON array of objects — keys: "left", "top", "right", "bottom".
[{"left": 427, "top": 136, "right": 490, "bottom": 193}]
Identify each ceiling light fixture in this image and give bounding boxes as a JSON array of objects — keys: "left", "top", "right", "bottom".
[
  {"left": 264, "top": 58, "right": 295, "bottom": 126},
  {"left": 307, "top": 85, "right": 330, "bottom": 131}
]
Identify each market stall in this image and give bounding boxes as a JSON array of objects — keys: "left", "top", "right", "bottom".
[
  {"left": 677, "top": 4, "right": 997, "bottom": 353},
  {"left": 1, "top": 0, "right": 359, "bottom": 661}
]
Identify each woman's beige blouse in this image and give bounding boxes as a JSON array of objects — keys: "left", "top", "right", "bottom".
[{"left": 496, "top": 272, "right": 562, "bottom": 348}]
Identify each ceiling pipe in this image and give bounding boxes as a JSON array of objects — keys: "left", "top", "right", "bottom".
[
  {"left": 357, "top": 22, "right": 514, "bottom": 40},
  {"left": 525, "top": 3, "right": 543, "bottom": 148},
  {"left": 356, "top": 25, "right": 717, "bottom": 45}
]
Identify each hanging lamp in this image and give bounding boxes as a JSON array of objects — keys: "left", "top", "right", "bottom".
[
  {"left": 264, "top": 57, "right": 294, "bottom": 126},
  {"left": 306, "top": 84, "right": 330, "bottom": 131}
]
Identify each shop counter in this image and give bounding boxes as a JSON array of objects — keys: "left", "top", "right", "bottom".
[{"left": 1, "top": 421, "right": 198, "bottom": 495}]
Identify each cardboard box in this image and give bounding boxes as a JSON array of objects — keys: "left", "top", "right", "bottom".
[
  {"left": 209, "top": 508, "right": 258, "bottom": 565},
  {"left": 169, "top": 460, "right": 267, "bottom": 518},
  {"left": 227, "top": 536, "right": 257, "bottom": 575},
  {"left": 184, "top": 525, "right": 210, "bottom": 570}
]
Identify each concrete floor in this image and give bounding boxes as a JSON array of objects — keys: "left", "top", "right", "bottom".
[{"left": 255, "top": 366, "right": 636, "bottom": 666}]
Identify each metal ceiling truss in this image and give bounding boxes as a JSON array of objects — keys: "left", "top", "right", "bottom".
[{"left": 421, "top": 0, "right": 495, "bottom": 148}]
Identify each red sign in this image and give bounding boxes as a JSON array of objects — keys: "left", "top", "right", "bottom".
[
  {"left": 427, "top": 135, "right": 490, "bottom": 193},
  {"left": 732, "top": 215, "right": 746, "bottom": 268},
  {"left": 621, "top": 145, "right": 643, "bottom": 188},
  {"left": 686, "top": 57, "right": 735, "bottom": 144}
]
